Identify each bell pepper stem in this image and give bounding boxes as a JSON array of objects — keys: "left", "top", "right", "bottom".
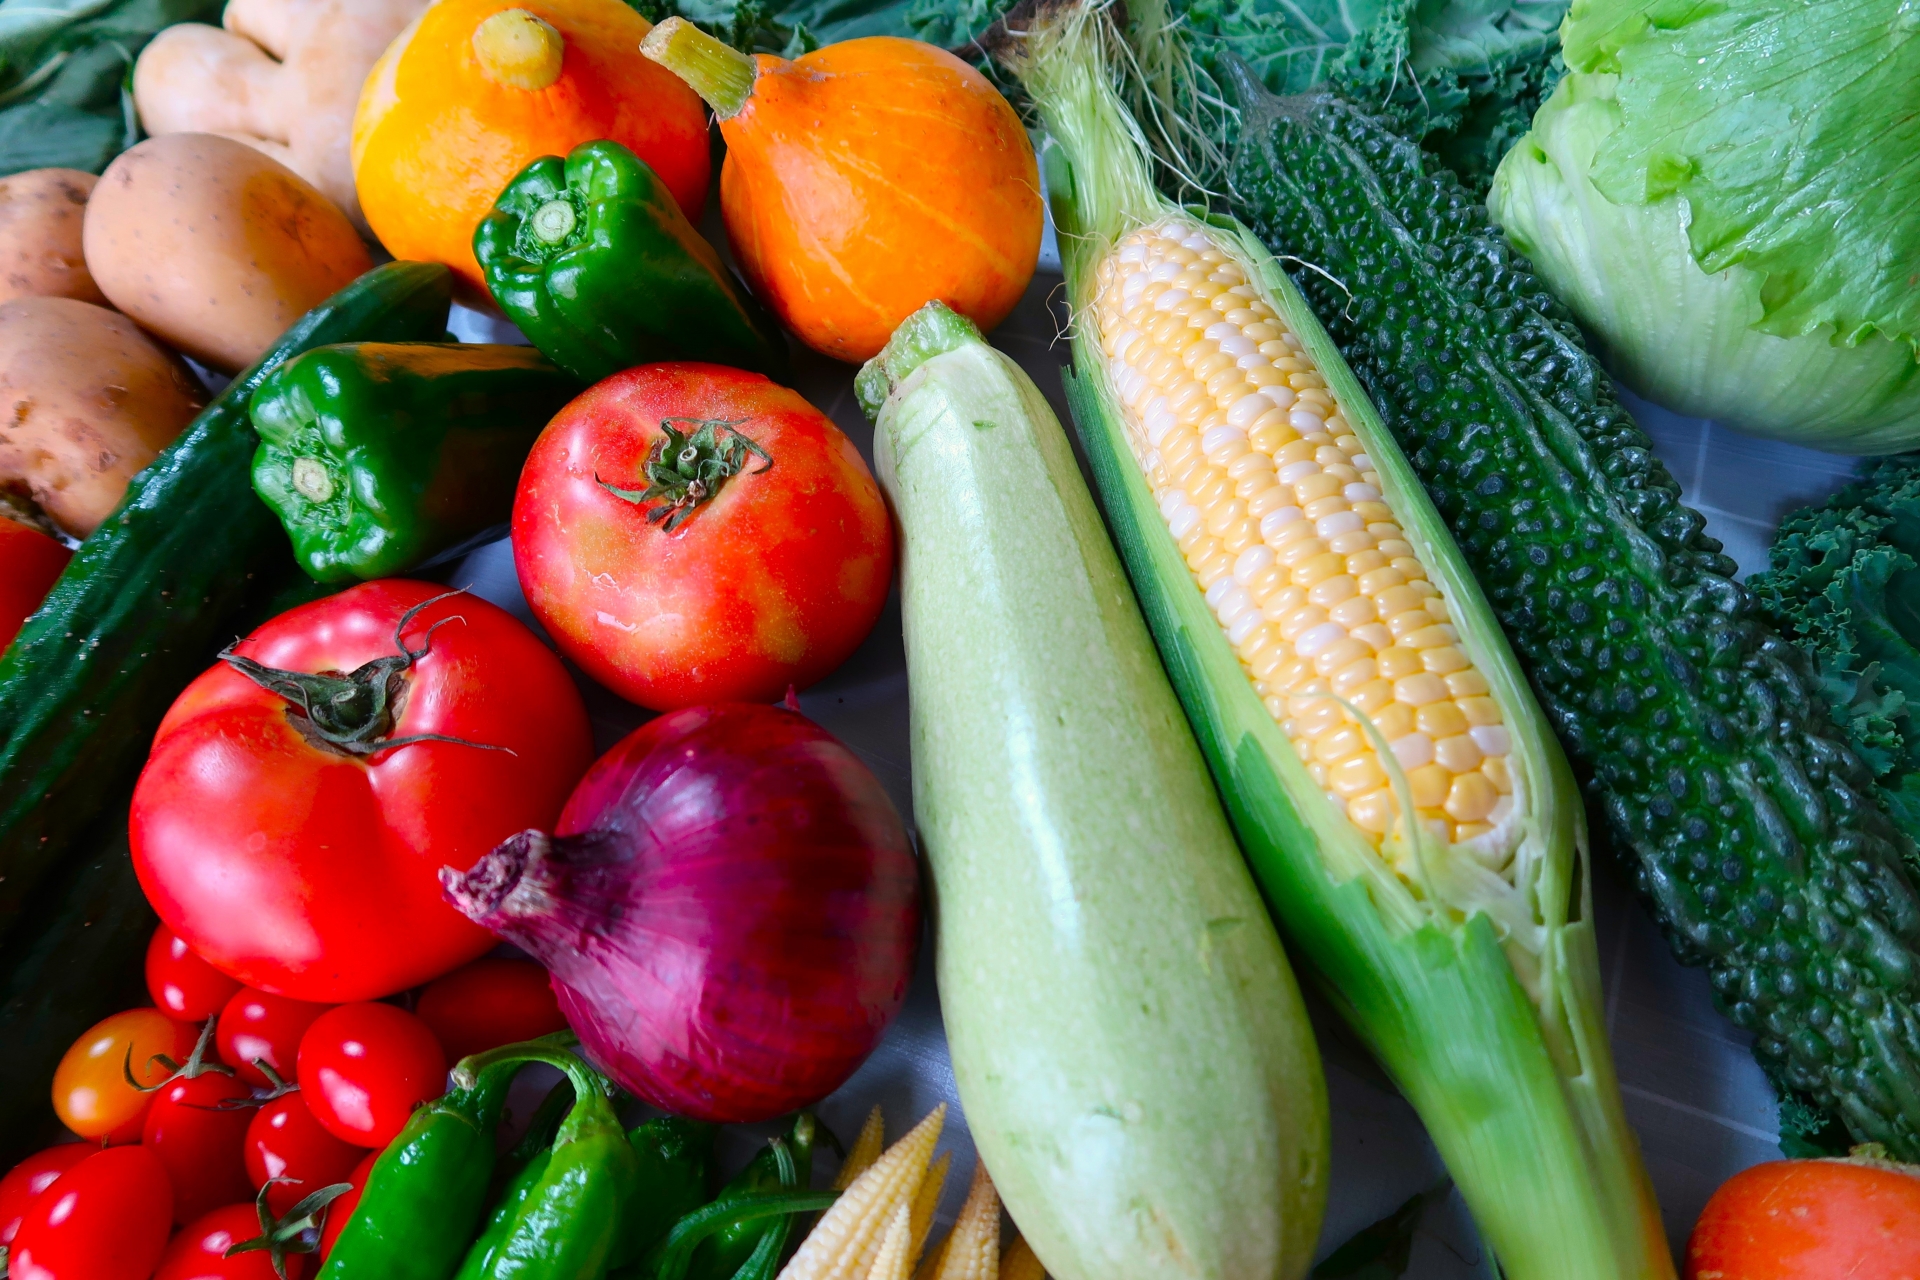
[{"left": 641, "top": 17, "right": 757, "bottom": 120}]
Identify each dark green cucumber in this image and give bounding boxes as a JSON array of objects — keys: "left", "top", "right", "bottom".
[
  {"left": 0, "top": 262, "right": 454, "bottom": 945},
  {"left": 1222, "top": 78, "right": 1920, "bottom": 1155}
]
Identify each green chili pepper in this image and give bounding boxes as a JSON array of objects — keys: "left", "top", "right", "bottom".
[
  {"left": 317, "top": 1032, "right": 574, "bottom": 1280},
  {"left": 612, "top": 1117, "right": 715, "bottom": 1269},
  {"left": 455, "top": 1148, "right": 554, "bottom": 1280},
  {"left": 502, "top": 1079, "right": 576, "bottom": 1181},
  {"left": 472, "top": 140, "right": 788, "bottom": 385},
  {"left": 457, "top": 1044, "right": 643, "bottom": 1280},
  {"left": 686, "top": 1115, "right": 816, "bottom": 1280},
  {"left": 250, "top": 342, "right": 579, "bottom": 582},
  {"left": 614, "top": 1139, "right": 837, "bottom": 1280}
]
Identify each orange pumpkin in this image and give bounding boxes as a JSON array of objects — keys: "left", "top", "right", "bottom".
[
  {"left": 353, "top": 0, "right": 710, "bottom": 295},
  {"left": 643, "top": 23, "right": 1042, "bottom": 363}
]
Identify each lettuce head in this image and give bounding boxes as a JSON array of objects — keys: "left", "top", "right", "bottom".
[{"left": 1489, "top": 0, "right": 1920, "bottom": 454}]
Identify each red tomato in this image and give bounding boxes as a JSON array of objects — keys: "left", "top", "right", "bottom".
[
  {"left": 217, "top": 989, "right": 332, "bottom": 1088},
  {"left": 155, "top": 1202, "right": 311, "bottom": 1280},
  {"left": 0, "top": 1146, "right": 91, "bottom": 1245},
  {"left": 513, "top": 364, "right": 893, "bottom": 710},
  {"left": 51, "top": 1008, "right": 197, "bottom": 1140},
  {"left": 143, "top": 1072, "right": 254, "bottom": 1224},
  {"left": 1686, "top": 1155, "right": 1920, "bottom": 1278},
  {"left": 148, "top": 925, "right": 243, "bottom": 1022},
  {"left": 297, "top": 1003, "right": 446, "bottom": 1147},
  {"left": 130, "top": 580, "right": 594, "bottom": 1002},
  {"left": 319, "top": 1152, "right": 377, "bottom": 1259},
  {"left": 415, "top": 958, "right": 565, "bottom": 1063},
  {"left": 9, "top": 1145, "right": 172, "bottom": 1280},
  {"left": 0, "top": 515, "right": 69, "bottom": 651},
  {"left": 244, "top": 1094, "right": 362, "bottom": 1217}
]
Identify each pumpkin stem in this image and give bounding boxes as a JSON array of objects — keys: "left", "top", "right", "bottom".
[
  {"left": 641, "top": 17, "right": 757, "bottom": 120},
  {"left": 474, "top": 9, "right": 566, "bottom": 91}
]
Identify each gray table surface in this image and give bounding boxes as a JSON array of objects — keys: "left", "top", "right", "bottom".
[{"left": 445, "top": 243, "right": 1864, "bottom": 1273}]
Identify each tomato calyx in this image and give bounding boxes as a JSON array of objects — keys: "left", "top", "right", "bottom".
[
  {"left": 124, "top": 1016, "right": 233, "bottom": 1093},
  {"left": 227, "top": 1178, "right": 352, "bottom": 1280},
  {"left": 596, "top": 417, "right": 772, "bottom": 532},
  {"left": 217, "top": 590, "right": 509, "bottom": 758}
]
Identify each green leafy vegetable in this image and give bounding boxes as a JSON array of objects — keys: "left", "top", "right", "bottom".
[{"left": 1489, "top": 0, "right": 1920, "bottom": 453}]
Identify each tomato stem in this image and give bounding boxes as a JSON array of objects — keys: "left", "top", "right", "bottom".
[
  {"left": 227, "top": 1178, "right": 352, "bottom": 1279},
  {"left": 595, "top": 418, "right": 771, "bottom": 532}
]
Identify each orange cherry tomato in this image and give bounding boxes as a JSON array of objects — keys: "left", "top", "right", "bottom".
[
  {"left": 51, "top": 1008, "right": 196, "bottom": 1139},
  {"left": 1686, "top": 1154, "right": 1920, "bottom": 1279}
]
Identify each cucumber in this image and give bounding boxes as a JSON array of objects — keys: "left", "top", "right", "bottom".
[
  {"left": 857, "top": 303, "right": 1328, "bottom": 1280},
  {"left": 0, "top": 263, "right": 455, "bottom": 942}
]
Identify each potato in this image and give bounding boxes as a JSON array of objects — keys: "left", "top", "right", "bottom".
[
  {"left": 0, "top": 169, "right": 106, "bottom": 307},
  {"left": 83, "top": 133, "right": 372, "bottom": 372},
  {"left": 0, "top": 297, "right": 208, "bottom": 537}
]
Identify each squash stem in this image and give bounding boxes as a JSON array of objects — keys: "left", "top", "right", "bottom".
[{"left": 641, "top": 17, "right": 757, "bottom": 120}]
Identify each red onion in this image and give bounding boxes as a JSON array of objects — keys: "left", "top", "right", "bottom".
[{"left": 440, "top": 702, "right": 919, "bottom": 1122}]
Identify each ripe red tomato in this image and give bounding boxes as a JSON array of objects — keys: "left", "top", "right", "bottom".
[
  {"left": 0, "top": 515, "right": 69, "bottom": 651},
  {"left": 51, "top": 1008, "right": 197, "bottom": 1140},
  {"left": 155, "top": 1202, "right": 312, "bottom": 1280},
  {"left": 148, "top": 925, "right": 243, "bottom": 1022},
  {"left": 513, "top": 364, "right": 893, "bottom": 710},
  {"left": 319, "top": 1152, "right": 377, "bottom": 1259},
  {"left": 0, "top": 1146, "right": 91, "bottom": 1245},
  {"left": 1686, "top": 1155, "right": 1920, "bottom": 1278},
  {"left": 131, "top": 580, "right": 593, "bottom": 1002},
  {"left": 297, "top": 1003, "right": 447, "bottom": 1147},
  {"left": 143, "top": 1071, "right": 254, "bottom": 1224},
  {"left": 415, "top": 957, "right": 566, "bottom": 1063},
  {"left": 217, "top": 989, "right": 332, "bottom": 1088},
  {"left": 244, "top": 1094, "right": 363, "bottom": 1217},
  {"left": 9, "top": 1146, "right": 172, "bottom": 1280}
]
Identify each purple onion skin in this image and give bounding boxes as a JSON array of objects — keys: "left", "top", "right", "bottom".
[{"left": 442, "top": 703, "right": 919, "bottom": 1122}]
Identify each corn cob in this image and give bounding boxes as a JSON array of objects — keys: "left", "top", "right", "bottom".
[
  {"left": 907, "top": 1151, "right": 950, "bottom": 1260},
  {"left": 999, "top": 1237, "right": 1044, "bottom": 1280},
  {"left": 776, "top": 1106, "right": 945, "bottom": 1280},
  {"left": 869, "top": 1201, "right": 915, "bottom": 1280},
  {"left": 835, "top": 1106, "right": 886, "bottom": 1191},
  {"left": 925, "top": 1163, "right": 1000, "bottom": 1280},
  {"left": 1093, "top": 222, "right": 1517, "bottom": 869}
]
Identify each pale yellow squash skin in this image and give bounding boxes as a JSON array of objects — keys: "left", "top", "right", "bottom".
[{"left": 868, "top": 314, "right": 1328, "bottom": 1280}]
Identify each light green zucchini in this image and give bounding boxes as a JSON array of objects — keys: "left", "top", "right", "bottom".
[{"left": 857, "top": 302, "right": 1328, "bottom": 1280}]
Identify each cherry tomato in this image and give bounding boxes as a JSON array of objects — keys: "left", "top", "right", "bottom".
[
  {"left": 1686, "top": 1155, "right": 1920, "bottom": 1278},
  {"left": 415, "top": 958, "right": 566, "bottom": 1063},
  {"left": 244, "top": 1093, "right": 362, "bottom": 1217},
  {"left": 217, "top": 988, "right": 332, "bottom": 1088},
  {"left": 155, "top": 1202, "right": 312, "bottom": 1280},
  {"left": 9, "top": 1145, "right": 172, "bottom": 1280},
  {"left": 148, "top": 924, "right": 243, "bottom": 1022},
  {"left": 513, "top": 364, "right": 893, "bottom": 710},
  {"left": 0, "top": 515, "right": 69, "bottom": 651},
  {"left": 297, "top": 1003, "right": 447, "bottom": 1147},
  {"left": 51, "top": 1008, "right": 196, "bottom": 1140},
  {"left": 131, "top": 580, "right": 594, "bottom": 1002},
  {"left": 319, "top": 1152, "right": 377, "bottom": 1259},
  {"left": 143, "top": 1071, "right": 254, "bottom": 1224},
  {"left": 0, "top": 1146, "right": 91, "bottom": 1245}
]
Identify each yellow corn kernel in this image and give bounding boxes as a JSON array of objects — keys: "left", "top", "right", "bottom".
[
  {"left": 835, "top": 1106, "right": 885, "bottom": 1190},
  {"left": 1445, "top": 772, "right": 1499, "bottom": 824}
]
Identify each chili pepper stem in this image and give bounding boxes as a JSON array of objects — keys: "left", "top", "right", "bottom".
[{"left": 641, "top": 18, "right": 758, "bottom": 120}]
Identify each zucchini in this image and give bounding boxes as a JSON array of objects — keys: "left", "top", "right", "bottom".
[
  {"left": 857, "top": 301, "right": 1329, "bottom": 1280},
  {"left": 1220, "top": 72, "right": 1920, "bottom": 1157},
  {"left": 1006, "top": 9, "right": 1671, "bottom": 1277},
  {"left": 0, "top": 263, "right": 455, "bottom": 942}
]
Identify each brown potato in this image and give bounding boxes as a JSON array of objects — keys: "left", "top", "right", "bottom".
[
  {"left": 0, "top": 297, "right": 207, "bottom": 536},
  {"left": 0, "top": 169, "right": 106, "bottom": 307},
  {"left": 83, "top": 133, "right": 372, "bottom": 372}
]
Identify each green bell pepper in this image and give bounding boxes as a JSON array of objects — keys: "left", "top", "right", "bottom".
[
  {"left": 251, "top": 343, "right": 579, "bottom": 582},
  {"left": 473, "top": 140, "right": 787, "bottom": 384}
]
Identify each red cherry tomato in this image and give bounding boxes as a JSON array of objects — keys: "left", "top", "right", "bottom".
[
  {"left": 143, "top": 1071, "right": 254, "bottom": 1224},
  {"left": 155, "top": 1202, "right": 312, "bottom": 1280},
  {"left": 319, "top": 1152, "right": 377, "bottom": 1259},
  {"left": 297, "top": 1003, "right": 447, "bottom": 1147},
  {"left": 0, "top": 1146, "right": 91, "bottom": 1245},
  {"left": 131, "top": 580, "right": 595, "bottom": 1001},
  {"left": 415, "top": 958, "right": 565, "bottom": 1064},
  {"left": 513, "top": 364, "right": 893, "bottom": 710},
  {"left": 51, "top": 1008, "right": 196, "bottom": 1140},
  {"left": 217, "top": 989, "right": 332, "bottom": 1088},
  {"left": 148, "top": 925, "right": 243, "bottom": 1022},
  {"left": 0, "top": 515, "right": 70, "bottom": 651},
  {"left": 244, "top": 1094, "right": 362, "bottom": 1217},
  {"left": 9, "top": 1145, "right": 172, "bottom": 1280}
]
